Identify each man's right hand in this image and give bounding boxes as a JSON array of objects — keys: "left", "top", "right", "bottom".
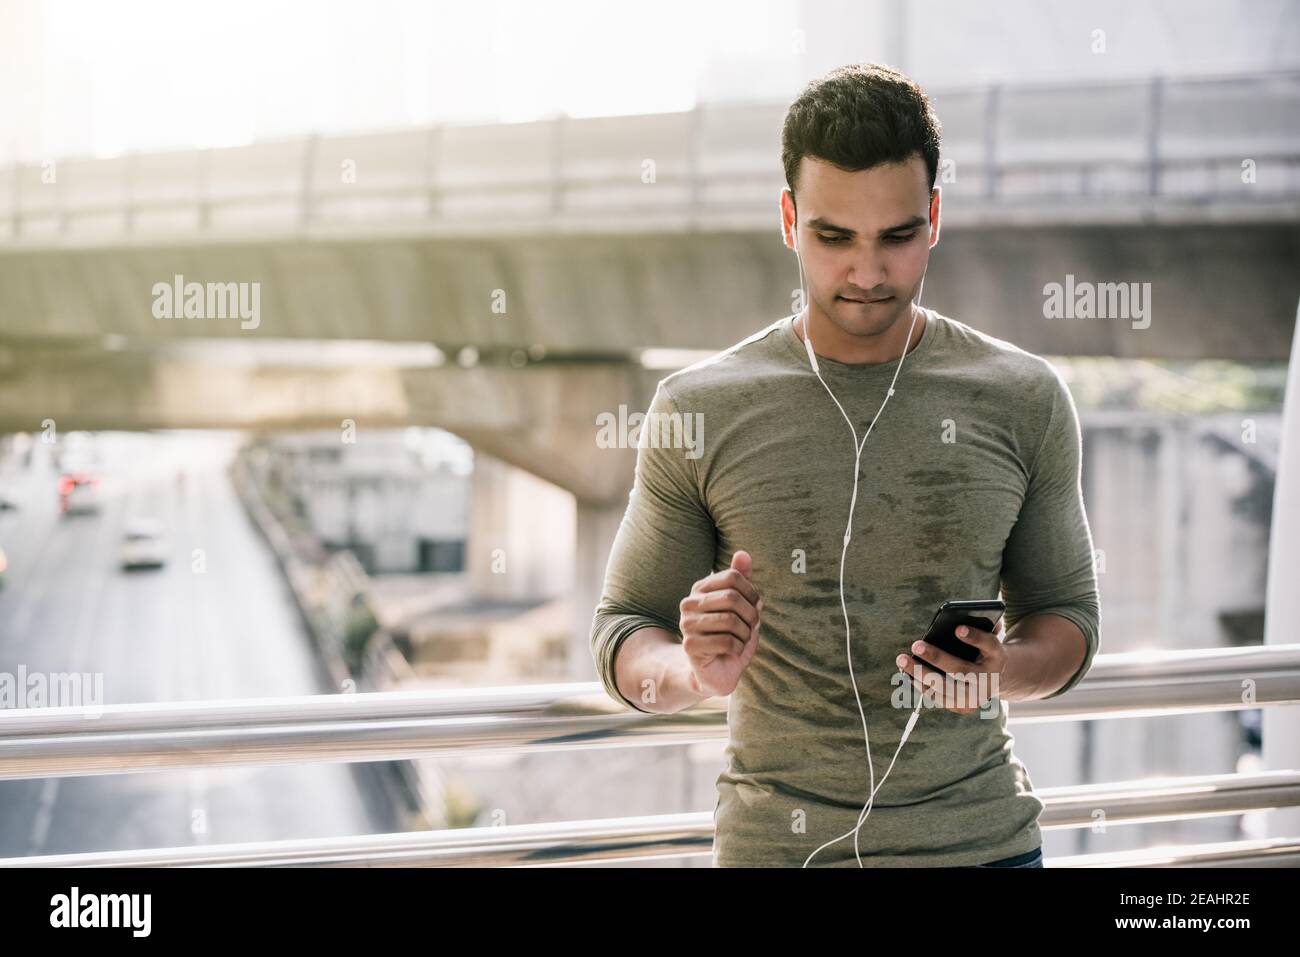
[{"left": 679, "top": 550, "right": 763, "bottom": 697}]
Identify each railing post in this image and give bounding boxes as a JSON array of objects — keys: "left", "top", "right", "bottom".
[
  {"left": 57, "top": 157, "right": 68, "bottom": 237},
  {"left": 687, "top": 103, "right": 703, "bottom": 223},
  {"left": 425, "top": 124, "right": 441, "bottom": 220},
  {"left": 124, "top": 151, "right": 137, "bottom": 235},
  {"left": 983, "top": 84, "right": 1000, "bottom": 200},
  {"left": 550, "top": 112, "right": 566, "bottom": 215},
  {"left": 1146, "top": 76, "right": 1164, "bottom": 198},
  {"left": 9, "top": 159, "right": 18, "bottom": 239},
  {"left": 300, "top": 133, "right": 319, "bottom": 230},
  {"left": 199, "top": 147, "right": 212, "bottom": 231}
]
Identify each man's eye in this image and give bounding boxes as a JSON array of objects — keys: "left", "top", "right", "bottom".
[
  {"left": 885, "top": 233, "right": 917, "bottom": 245},
  {"left": 817, "top": 234, "right": 848, "bottom": 245}
]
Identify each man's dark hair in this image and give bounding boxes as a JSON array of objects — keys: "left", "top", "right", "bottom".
[{"left": 781, "top": 63, "right": 942, "bottom": 207}]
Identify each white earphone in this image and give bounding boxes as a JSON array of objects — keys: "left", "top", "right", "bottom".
[{"left": 790, "top": 209, "right": 930, "bottom": 868}]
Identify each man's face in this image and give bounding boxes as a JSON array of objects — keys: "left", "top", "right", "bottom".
[{"left": 781, "top": 154, "right": 939, "bottom": 339}]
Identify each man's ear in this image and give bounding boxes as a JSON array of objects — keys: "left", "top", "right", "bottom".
[
  {"left": 928, "top": 187, "right": 942, "bottom": 247},
  {"left": 780, "top": 188, "right": 797, "bottom": 251}
]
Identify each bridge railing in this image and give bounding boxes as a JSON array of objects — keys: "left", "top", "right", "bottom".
[
  {"left": 2, "top": 71, "right": 1297, "bottom": 243},
  {"left": 1, "top": 643, "right": 1298, "bottom": 866}
]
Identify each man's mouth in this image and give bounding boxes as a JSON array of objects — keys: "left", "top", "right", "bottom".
[{"left": 837, "top": 295, "right": 893, "bottom": 304}]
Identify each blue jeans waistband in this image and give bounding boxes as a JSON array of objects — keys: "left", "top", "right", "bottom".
[{"left": 974, "top": 846, "right": 1044, "bottom": 867}]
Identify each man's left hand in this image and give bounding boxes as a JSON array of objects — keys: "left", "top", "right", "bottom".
[{"left": 895, "top": 619, "right": 1006, "bottom": 717}]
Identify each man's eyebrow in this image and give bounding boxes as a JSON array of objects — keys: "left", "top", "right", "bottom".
[{"left": 806, "top": 215, "right": 927, "bottom": 237}]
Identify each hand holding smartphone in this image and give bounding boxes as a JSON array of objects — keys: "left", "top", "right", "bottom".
[{"left": 911, "top": 599, "right": 1005, "bottom": 674}]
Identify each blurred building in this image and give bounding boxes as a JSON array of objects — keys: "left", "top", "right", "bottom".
[{"left": 263, "top": 428, "right": 471, "bottom": 575}]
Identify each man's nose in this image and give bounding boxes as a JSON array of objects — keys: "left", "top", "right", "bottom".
[{"left": 846, "top": 247, "right": 888, "bottom": 291}]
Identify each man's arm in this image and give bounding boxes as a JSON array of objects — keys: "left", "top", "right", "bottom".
[
  {"left": 590, "top": 382, "right": 718, "bottom": 714},
  {"left": 613, "top": 626, "right": 711, "bottom": 714},
  {"left": 1000, "top": 613, "right": 1089, "bottom": 702},
  {"left": 998, "top": 366, "right": 1101, "bottom": 700}
]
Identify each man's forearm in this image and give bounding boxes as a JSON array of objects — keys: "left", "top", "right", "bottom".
[
  {"left": 999, "top": 613, "right": 1089, "bottom": 701},
  {"left": 614, "top": 626, "right": 711, "bottom": 714}
]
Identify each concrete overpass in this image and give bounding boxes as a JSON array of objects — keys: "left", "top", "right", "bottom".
[{"left": 1, "top": 71, "right": 1297, "bottom": 359}]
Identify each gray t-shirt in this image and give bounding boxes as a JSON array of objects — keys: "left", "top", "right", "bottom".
[{"left": 590, "top": 308, "right": 1101, "bottom": 867}]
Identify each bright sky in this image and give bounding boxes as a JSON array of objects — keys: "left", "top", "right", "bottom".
[
  {"left": 23, "top": 0, "right": 793, "bottom": 159},
  {"left": 7, "top": 0, "right": 1294, "bottom": 162}
]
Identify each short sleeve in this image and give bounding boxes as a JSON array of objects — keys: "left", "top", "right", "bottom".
[
  {"left": 999, "top": 368, "right": 1101, "bottom": 699},
  {"left": 589, "top": 381, "right": 719, "bottom": 712}
]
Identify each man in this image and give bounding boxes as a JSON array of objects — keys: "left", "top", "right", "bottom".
[{"left": 590, "top": 63, "right": 1100, "bottom": 867}]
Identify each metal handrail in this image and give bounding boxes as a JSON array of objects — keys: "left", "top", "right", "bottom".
[
  {"left": 10, "top": 150, "right": 1297, "bottom": 217},
  {"left": 1051, "top": 837, "right": 1300, "bottom": 868},
  {"left": 3, "top": 770, "right": 1297, "bottom": 867},
  {"left": 1, "top": 645, "right": 1297, "bottom": 781}
]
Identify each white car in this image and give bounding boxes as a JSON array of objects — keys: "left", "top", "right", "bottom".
[{"left": 120, "top": 519, "right": 168, "bottom": 570}]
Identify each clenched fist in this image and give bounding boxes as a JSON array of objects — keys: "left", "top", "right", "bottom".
[{"left": 679, "top": 550, "right": 763, "bottom": 697}]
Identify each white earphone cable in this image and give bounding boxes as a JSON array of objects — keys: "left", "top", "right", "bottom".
[{"left": 792, "top": 219, "right": 929, "bottom": 868}]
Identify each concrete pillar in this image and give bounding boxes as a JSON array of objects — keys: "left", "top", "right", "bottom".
[
  {"left": 572, "top": 497, "right": 630, "bottom": 682},
  {"left": 466, "top": 452, "right": 574, "bottom": 602},
  {"left": 1264, "top": 307, "right": 1300, "bottom": 838}
]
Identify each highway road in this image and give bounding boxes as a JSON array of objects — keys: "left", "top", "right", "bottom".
[{"left": 0, "top": 431, "right": 396, "bottom": 860}]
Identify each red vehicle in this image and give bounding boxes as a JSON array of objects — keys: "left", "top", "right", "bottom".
[{"left": 59, "top": 473, "right": 101, "bottom": 515}]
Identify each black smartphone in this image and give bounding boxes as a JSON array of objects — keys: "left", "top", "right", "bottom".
[{"left": 911, "top": 599, "right": 1006, "bottom": 674}]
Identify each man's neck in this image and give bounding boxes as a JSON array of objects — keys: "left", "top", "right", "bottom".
[{"left": 796, "top": 303, "right": 927, "bottom": 366}]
